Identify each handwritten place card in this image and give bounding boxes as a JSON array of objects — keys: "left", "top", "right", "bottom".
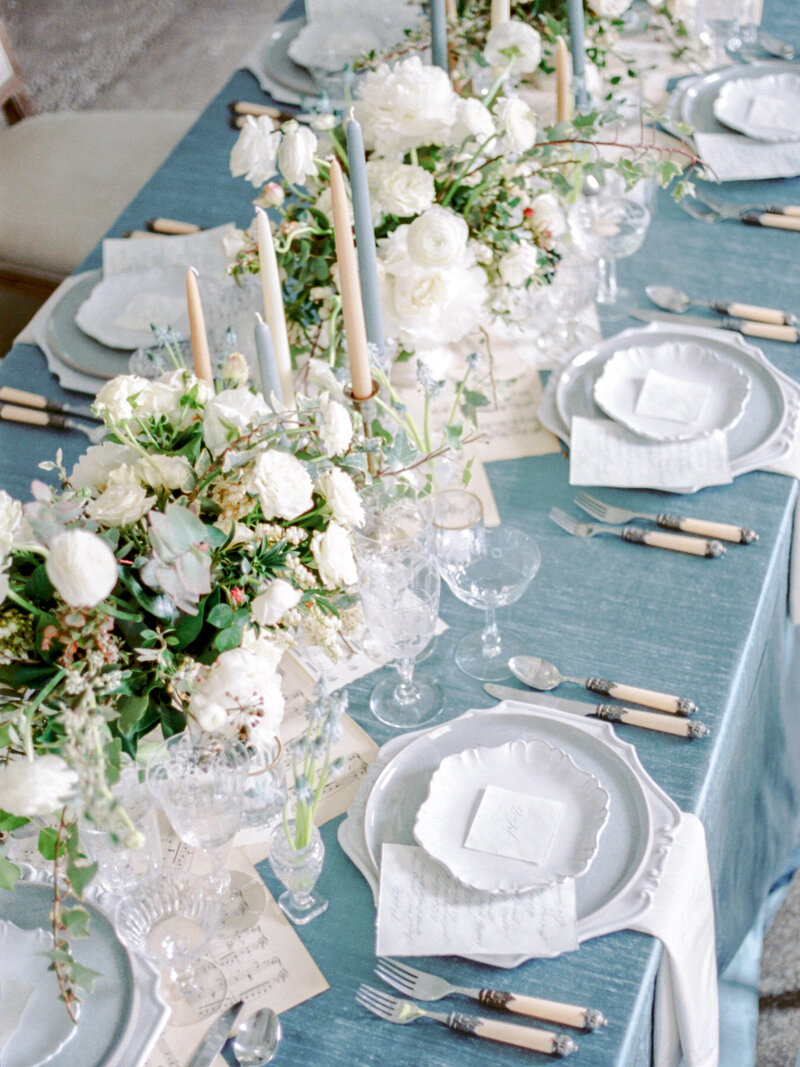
[
  {"left": 376, "top": 844, "right": 578, "bottom": 958},
  {"left": 634, "top": 369, "right": 709, "bottom": 425},
  {"left": 464, "top": 785, "right": 564, "bottom": 866},
  {"left": 569, "top": 416, "right": 732, "bottom": 490}
]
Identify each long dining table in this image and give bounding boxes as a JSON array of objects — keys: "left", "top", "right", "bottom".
[{"left": 2, "top": 2, "right": 800, "bottom": 1064}]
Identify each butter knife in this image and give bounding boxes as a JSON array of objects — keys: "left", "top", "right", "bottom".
[
  {"left": 630, "top": 309, "right": 799, "bottom": 343},
  {"left": 483, "top": 686, "right": 710, "bottom": 738},
  {"left": 186, "top": 1000, "right": 244, "bottom": 1067},
  {"left": 0, "top": 386, "right": 99, "bottom": 422}
]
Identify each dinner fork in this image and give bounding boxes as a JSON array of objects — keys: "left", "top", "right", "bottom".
[
  {"left": 549, "top": 507, "right": 725, "bottom": 558},
  {"left": 681, "top": 197, "right": 800, "bottom": 232},
  {"left": 375, "top": 958, "right": 606, "bottom": 1030},
  {"left": 355, "top": 984, "right": 578, "bottom": 1057},
  {"left": 0, "top": 403, "right": 106, "bottom": 443},
  {"left": 574, "top": 491, "right": 757, "bottom": 544}
]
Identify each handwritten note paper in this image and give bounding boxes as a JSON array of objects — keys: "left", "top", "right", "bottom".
[
  {"left": 464, "top": 785, "right": 564, "bottom": 866},
  {"left": 376, "top": 844, "right": 578, "bottom": 958},
  {"left": 569, "top": 416, "right": 732, "bottom": 490}
]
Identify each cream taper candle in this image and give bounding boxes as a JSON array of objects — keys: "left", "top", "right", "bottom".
[
  {"left": 328, "top": 157, "right": 372, "bottom": 400},
  {"left": 490, "top": 0, "right": 510, "bottom": 27},
  {"left": 255, "top": 206, "right": 294, "bottom": 404},
  {"left": 185, "top": 267, "right": 213, "bottom": 384},
  {"left": 555, "top": 36, "right": 572, "bottom": 123}
]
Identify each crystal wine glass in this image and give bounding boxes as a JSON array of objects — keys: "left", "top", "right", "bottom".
[
  {"left": 433, "top": 493, "right": 541, "bottom": 681},
  {"left": 353, "top": 499, "right": 443, "bottom": 728},
  {"left": 569, "top": 194, "right": 651, "bottom": 321},
  {"left": 116, "top": 871, "right": 227, "bottom": 1027},
  {"left": 697, "top": 0, "right": 744, "bottom": 65},
  {"left": 147, "top": 732, "right": 267, "bottom": 934}
]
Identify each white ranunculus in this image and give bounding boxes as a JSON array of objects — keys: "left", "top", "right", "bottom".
[
  {"left": 498, "top": 243, "right": 541, "bottom": 288},
  {"left": 527, "top": 193, "right": 567, "bottom": 240},
  {"left": 203, "top": 387, "right": 271, "bottom": 457},
  {"left": 188, "top": 645, "right": 284, "bottom": 736},
  {"left": 220, "top": 351, "right": 250, "bottom": 386},
  {"left": 93, "top": 375, "right": 151, "bottom": 424},
  {"left": 310, "top": 522, "right": 358, "bottom": 588},
  {"left": 251, "top": 579, "right": 302, "bottom": 626},
  {"left": 451, "top": 97, "right": 496, "bottom": 144},
  {"left": 70, "top": 442, "right": 140, "bottom": 493},
  {"left": 230, "top": 115, "right": 281, "bottom": 187},
  {"left": 588, "top": 0, "right": 633, "bottom": 15},
  {"left": 366, "top": 160, "right": 436, "bottom": 221},
  {"left": 136, "top": 454, "right": 195, "bottom": 492},
  {"left": 318, "top": 468, "right": 365, "bottom": 528},
  {"left": 0, "top": 490, "right": 22, "bottom": 555},
  {"left": 249, "top": 450, "right": 314, "bottom": 520},
  {"left": 87, "top": 484, "right": 155, "bottom": 527},
  {"left": 353, "top": 56, "right": 459, "bottom": 156},
  {"left": 278, "top": 120, "right": 318, "bottom": 186},
  {"left": 46, "top": 529, "right": 118, "bottom": 608},
  {"left": 317, "top": 396, "right": 353, "bottom": 457},
  {"left": 0, "top": 755, "right": 79, "bottom": 817},
  {"left": 494, "top": 97, "right": 538, "bottom": 153},
  {"left": 485, "top": 20, "right": 542, "bottom": 73},
  {"left": 142, "top": 368, "right": 212, "bottom": 424},
  {"left": 406, "top": 207, "right": 469, "bottom": 270},
  {"left": 666, "top": 0, "right": 697, "bottom": 22}
]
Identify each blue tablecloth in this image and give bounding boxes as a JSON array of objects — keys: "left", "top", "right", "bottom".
[{"left": 2, "top": 4, "right": 800, "bottom": 1062}]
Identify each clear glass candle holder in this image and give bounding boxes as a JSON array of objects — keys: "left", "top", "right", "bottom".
[{"left": 267, "top": 820, "right": 328, "bottom": 925}]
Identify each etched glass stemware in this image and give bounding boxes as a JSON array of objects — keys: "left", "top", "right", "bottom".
[{"left": 570, "top": 194, "right": 651, "bottom": 321}]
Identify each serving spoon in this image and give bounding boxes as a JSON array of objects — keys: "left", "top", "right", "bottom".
[
  {"left": 645, "top": 284, "right": 796, "bottom": 326},
  {"left": 233, "top": 1007, "right": 283, "bottom": 1066}
]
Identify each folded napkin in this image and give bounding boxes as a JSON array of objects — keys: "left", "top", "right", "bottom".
[
  {"left": 692, "top": 131, "right": 800, "bottom": 182},
  {"left": 0, "top": 978, "right": 34, "bottom": 1058},
  {"left": 101, "top": 222, "right": 236, "bottom": 279},
  {"left": 631, "top": 813, "right": 719, "bottom": 1067}
]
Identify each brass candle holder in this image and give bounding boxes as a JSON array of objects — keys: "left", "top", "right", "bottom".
[{"left": 345, "top": 378, "right": 380, "bottom": 476}]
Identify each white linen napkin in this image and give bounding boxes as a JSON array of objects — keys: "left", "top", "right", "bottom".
[
  {"left": 631, "top": 813, "right": 719, "bottom": 1067},
  {"left": 692, "top": 131, "right": 800, "bottom": 182}
]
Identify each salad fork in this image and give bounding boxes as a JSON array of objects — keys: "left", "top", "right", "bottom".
[
  {"left": 355, "top": 984, "right": 578, "bottom": 1056},
  {"left": 549, "top": 507, "right": 725, "bottom": 558},
  {"left": 375, "top": 958, "right": 606, "bottom": 1030},
  {"left": 574, "top": 492, "right": 757, "bottom": 544}
]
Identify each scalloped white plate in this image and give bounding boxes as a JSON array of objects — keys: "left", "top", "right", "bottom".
[
  {"left": 75, "top": 267, "right": 190, "bottom": 350},
  {"left": 713, "top": 73, "right": 800, "bottom": 142},
  {"left": 413, "top": 739, "right": 610, "bottom": 894},
  {"left": 593, "top": 340, "right": 751, "bottom": 442},
  {"left": 288, "top": 18, "right": 385, "bottom": 73}
]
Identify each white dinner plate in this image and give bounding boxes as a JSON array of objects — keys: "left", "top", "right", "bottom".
[
  {"left": 413, "top": 739, "right": 610, "bottom": 893},
  {"left": 713, "top": 72, "right": 800, "bottom": 142},
  {"left": 75, "top": 266, "right": 189, "bottom": 350},
  {"left": 592, "top": 340, "right": 751, "bottom": 441}
]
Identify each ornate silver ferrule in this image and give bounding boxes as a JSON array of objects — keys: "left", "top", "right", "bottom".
[
  {"left": 553, "top": 1034, "right": 579, "bottom": 1057},
  {"left": 583, "top": 1008, "right": 608, "bottom": 1031},
  {"left": 620, "top": 527, "right": 648, "bottom": 545},
  {"left": 586, "top": 677, "right": 614, "bottom": 697},
  {"left": 740, "top": 528, "right": 759, "bottom": 543},
  {"left": 677, "top": 697, "right": 698, "bottom": 716},
  {"left": 705, "top": 540, "right": 725, "bottom": 558},
  {"left": 594, "top": 704, "right": 623, "bottom": 723},
  {"left": 448, "top": 1011, "right": 481, "bottom": 1035},
  {"left": 479, "top": 989, "right": 513, "bottom": 1010},
  {"left": 687, "top": 720, "right": 711, "bottom": 739}
]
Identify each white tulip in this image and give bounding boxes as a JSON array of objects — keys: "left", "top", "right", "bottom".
[
  {"left": 230, "top": 115, "right": 281, "bottom": 188},
  {"left": 278, "top": 121, "right": 318, "bottom": 186},
  {"left": 46, "top": 529, "right": 118, "bottom": 608},
  {"left": 251, "top": 579, "right": 302, "bottom": 626}
]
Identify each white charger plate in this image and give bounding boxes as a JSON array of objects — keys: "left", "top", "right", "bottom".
[
  {"left": 75, "top": 266, "right": 189, "bottom": 350},
  {"left": 413, "top": 739, "right": 610, "bottom": 893},
  {"left": 592, "top": 340, "right": 751, "bottom": 442},
  {"left": 713, "top": 72, "right": 800, "bottom": 142}
]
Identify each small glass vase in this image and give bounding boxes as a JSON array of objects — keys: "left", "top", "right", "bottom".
[{"left": 268, "top": 819, "right": 328, "bottom": 925}]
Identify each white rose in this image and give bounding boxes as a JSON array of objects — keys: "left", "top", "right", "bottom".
[
  {"left": 485, "top": 20, "right": 542, "bottom": 73},
  {"left": 0, "top": 755, "right": 78, "bottom": 817},
  {"left": 188, "top": 646, "right": 284, "bottom": 737},
  {"left": 251, "top": 579, "right": 302, "bottom": 626},
  {"left": 70, "top": 442, "right": 140, "bottom": 493},
  {"left": 278, "top": 120, "right": 318, "bottom": 186},
  {"left": 406, "top": 207, "right": 469, "bottom": 269},
  {"left": 498, "top": 243, "right": 541, "bottom": 287},
  {"left": 136, "top": 454, "right": 195, "bottom": 492},
  {"left": 87, "top": 484, "right": 155, "bottom": 527},
  {"left": 143, "top": 368, "right": 211, "bottom": 424},
  {"left": 46, "top": 529, "right": 118, "bottom": 608},
  {"left": 318, "top": 468, "right": 365, "bottom": 528},
  {"left": 311, "top": 521, "right": 358, "bottom": 588},
  {"left": 588, "top": 0, "right": 633, "bottom": 15},
  {"left": 527, "top": 193, "right": 567, "bottom": 239},
  {"left": 250, "top": 450, "right": 314, "bottom": 520},
  {"left": 203, "top": 386, "right": 271, "bottom": 457},
  {"left": 666, "top": 0, "right": 697, "bottom": 23},
  {"left": 451, "top": 97, "right": 496, "bottom": 144},
  {"left": 353, "top": 56, "right": 459, "bottom": 156},
  {"left": 0, "top": 490, "right": 22, "bottom": 555},
  {"left": 366, "top": 160, "right": 435, "bottom": 221},
  {"left": 317, "top": 396, "right": 353, "bottom": 457},
  {"left": 93, "top": 375, "right": 151, "bottom": 423},
  {"left": 230, "top": 115, "right": 281, "bottom": 187},
  {"left": 494, "top": 96, "right": 538, "bottom": 153}
]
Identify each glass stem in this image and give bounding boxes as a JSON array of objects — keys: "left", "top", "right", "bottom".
[
  {"left": 596, "top": 257, "right": 618, "bottom": 305},
  {"left": 481, "top": 607, "right": 502, "bottom": 659},
  {"left": 393, "top": 658, "right": 416, "bottom": 703}
]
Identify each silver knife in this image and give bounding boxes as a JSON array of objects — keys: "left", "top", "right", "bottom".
[
  {"left": 630, "top": 308, "right": 799, "bottom": 344},
  {"left": 186, "top": 1000, "right": 244, "bottom": 1067},
  {"left": 483, "top": 685, "right": 710, "bottom": 738}
]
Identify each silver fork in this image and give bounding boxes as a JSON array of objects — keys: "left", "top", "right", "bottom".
[
  {"left": 375, "top": 958, "right": 605, "bottom": 1030},
  {"left": 549, "top": 507, "right": 725, "bottom": 558},
  {"left": 574, "top": 491, "right": 757, "bottom": 544},
  {"left": 355, "top": 984, "right": 578, "bottom": 1057}
]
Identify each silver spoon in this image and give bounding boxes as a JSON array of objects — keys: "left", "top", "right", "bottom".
[
  {"left": 645, "top": 284, "right": 796, "bottom": 326},
  {"left": 233, "top": 1007, "right": 282, "bottom": 1066},
  {"left": 508, "top": 655, "right": 697, "bottom": 715}
]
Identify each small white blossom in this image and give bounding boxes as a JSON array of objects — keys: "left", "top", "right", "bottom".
[
  {"left": 251, "top": 579, "right": 303, "bottom": 626},
  {"left": 87, "top": 483, "right": 155, "bottom": 527},
  {"left": 230, "top": 115, "right": 281, "bottom": 187},
  {"left": 0, "top": 755, "right": 78, "bottom": 817},
  {"left": 249, "top": 450, "right": 314, "bottom": 521},
  {"left": 71, "top": 442, "right": 140, "bottom": 493},
  {"left": 366, "top": 160, "right": 436, "bottom": 221},
  {"left": 494, "top": 96, "right": 538, "bottom": 153},
  {"left": 318, "top": 468, "right": 365, "bottom": 528},
  {"left": 310, "top": 521, "right": 358, "bottom": 588},
  {"left": 498, "top": 242, "right": 541, "bottom": 287},
  {"left": 46, "top": 529, "right": 118, "bottom": 607},
  {"left": 317, "top": 396, "right": 353, "bottom": 457},
  {"left": 589, "top": 0, "right": 633, "bottom": 16},
  {"left": 485, "top": 20, "right": 542, "bottom": 73},
  {"left": 203, "top": 387, "right": 270, "bottom": 457},
  {"left": 278, "top": 121, "right": 318, "bottom": 186}
]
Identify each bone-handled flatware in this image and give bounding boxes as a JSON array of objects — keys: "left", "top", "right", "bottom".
[
  {"left": 0, "top": 403, "right": 105, "bottom": 443},
  {"left": 145, "top": 217, "right": 202, "bottom": 235},
  {"left": 0, "top": 386, "right": 100, "bottom": 422},
  {"left": 508, "top": 655, "right": 698, "bottom": 716},
  {"left": 483, "top": 686, "right": 711, "bottom": 738},
  {"left": 356, "top": 985, "right": 578, "bottom": 1056},
  {"left": 549, "top": 507, "right": 725, "bottom": 558},
  {"left": 375, "top": 958, "right": 606, "bottom": 1030},
  {"left": 645, "top": 284, "right": 796, "bottom": 326},
  {"left": 680, "top": 197, "right": 800, "bottom": 232},
  {"left": 574, "top": 491, "right": 758, "bottom": 544},
  {"left": 630, "top": 308, "right": 799, "bottom": 343},
  {"left": 696, "top": 190, "right": 800, "bottom": 218}
]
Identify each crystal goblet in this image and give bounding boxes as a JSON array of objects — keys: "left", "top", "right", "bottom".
[
  {"left": 267, "top": 819, "right": 328, "bottom": 925},
  {"left": 569, "top": 194, "right": 651, "bottom": 321}
]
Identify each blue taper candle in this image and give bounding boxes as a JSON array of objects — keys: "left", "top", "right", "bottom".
[
  {"left": 254, "top": 313, "right": 283, "bottom": 410},
  {"left": 345, "top": 113, "right": 384, "bottom": 359},
  {"left": 567, "top": 0, "right": 589, "bottom": 109},
  {"left": 430, "top": 0, "right": 449, "bottom": 73}
]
